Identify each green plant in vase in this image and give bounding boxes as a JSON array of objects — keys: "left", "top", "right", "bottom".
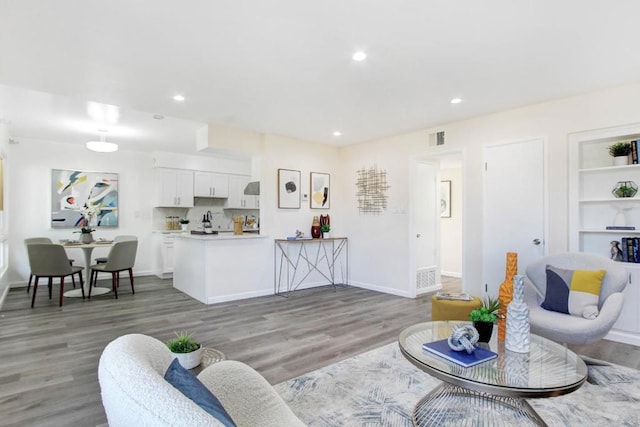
[
  {"left": 608, "top": 142, "right": 632, "bottom": 157},
  {"left": 469, "top": 296, "right": 500, "bottom": 343},
  {"left": 166, "top": 331, "right": 203, "bottom": 369}
]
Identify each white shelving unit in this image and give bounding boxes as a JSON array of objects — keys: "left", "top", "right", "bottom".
[{"left": 569, "top": 123, "right": 640, "bottom": 346}]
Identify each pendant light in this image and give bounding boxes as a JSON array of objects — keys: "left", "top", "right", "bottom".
[{"left": 86, "top": 130, "right": 118, "bottom": 152}]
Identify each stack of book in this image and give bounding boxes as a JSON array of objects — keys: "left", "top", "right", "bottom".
[
  {"left": 632, "top": 140, "right": 640, "bottom": 164},
  {"left": 435, "top": 291, "right": 471, "bottom": 301},
  {"left": 620, "top": 236, "right": 640, "bottom": 263}
]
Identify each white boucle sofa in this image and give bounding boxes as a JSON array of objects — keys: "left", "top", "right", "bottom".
[{"left": 98, "top": 334, "right": 305, "bottom": 426}]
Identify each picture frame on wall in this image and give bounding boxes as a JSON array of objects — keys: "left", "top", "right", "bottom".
[
  {"left": 441, "top": 180, "right": 451, "bottom": 218},
  {"left": 51, "top": 169, "right": 119, "bottom": 228},
  {"left": 310, "top": 172, "right": 330, "bottom": 209},
  {"left": 278, "top": 168, "right": 301, "bottom": 209}
]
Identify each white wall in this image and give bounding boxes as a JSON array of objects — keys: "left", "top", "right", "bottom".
[
  {"left": 341, "top": 82, "right": 640, "bottom": 297},
  {"left": 0, "top": 122, "right": 9, "bottom": 309}
]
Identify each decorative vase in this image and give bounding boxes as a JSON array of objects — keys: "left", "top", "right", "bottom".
[
  {"left": 473, "top": 321, "right": 494, "bottom": 343},
  {"left": 311, "top": 216, "right": 321, "bottom": 238},
  {"left": 180, "top": 224, "right": 188, "bottom": 231},
  {"left": 497, "top": 252, "right": 518, "bottom": 341},
  {"left": 505, "top": 274, "right": 530, "bottom": 353},
  {"left": 172, "top": 345, "right": 204, "bottom": 370},
  {"left": 613, "top": 155, "right": 629, "bottom": 166},
  {"left": 80, "top": 232, "right": 94, "bottom": 244}
]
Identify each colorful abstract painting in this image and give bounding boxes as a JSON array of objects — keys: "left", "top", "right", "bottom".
[{"left": 51, "top": 169, "right": 119, "bottom": 228}]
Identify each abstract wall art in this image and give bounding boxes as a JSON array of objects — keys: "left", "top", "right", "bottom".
[
  {"left": 355, "top": 165, "right": 390, "bottom": 215},
  {"left": 51, "top": 169, "right": 119, "bottom": 228},
  {"left": 310, "top": 172, "right": 330, "bottom": 209},
  {"left": 278, "top": 168, "right": 301, "bottom": 209}
]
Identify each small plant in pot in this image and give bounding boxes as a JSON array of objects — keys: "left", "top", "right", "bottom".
[
  {"left": 179, "top": 218, "right": 190, "bottom": 230},
  {"left": 608, "top": 142, "right": 632, "bottom": 166},
  {"left": 166, "top": 331, "right": 203, "bottom": 369},
  {"left": 469, "top": 296, "right": 500, "bottom": 343}
]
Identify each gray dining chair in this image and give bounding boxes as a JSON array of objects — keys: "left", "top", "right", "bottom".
[
  {"left": 27, "top": 243, "right": 84, "bottom": 307},
  {"left": 25, "top": 237, "right": 76, "bottom": 293},
  {"left": 89, "top": 240, "right": 138, "bottom": 299},
  {"left": 94, "top": 235, "right": 138, "bottom": 264}
]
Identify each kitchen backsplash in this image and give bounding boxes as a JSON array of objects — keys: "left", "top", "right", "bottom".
[{"left": 152, "top": 198, "right": 259, "bottom": 231}]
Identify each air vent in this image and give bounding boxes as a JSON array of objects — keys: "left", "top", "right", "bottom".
[
  {"left": 428, "top": 131, "right": 445, "bottom": 147},
  {"left": 416, "top": 266, "right": 436, "bottom": 294}
]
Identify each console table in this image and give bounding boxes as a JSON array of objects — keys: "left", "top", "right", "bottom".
[{"left": 274, "top": 237, "right": 348, "bottom": 296}]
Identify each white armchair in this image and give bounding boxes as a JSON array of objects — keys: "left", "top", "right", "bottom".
[
  {"left": 98, "top": 334, "right": 305, "bottom": 426},
  {"left": 524, "top": 253, "right": 627, "bottom": 345}
]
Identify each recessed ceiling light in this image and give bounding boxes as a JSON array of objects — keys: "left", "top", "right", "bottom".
[
  {"left": 352, "top": 51, "right": 367, "bottom": 61},
  {"left": 450, "top": 98, "right": 463, "bottom": 104},
  {"left": 333, "top": 131, "right": 342, "bottom": 137},
  {"left": 173, "top": 94, "right": 185, "bottom": 102}
]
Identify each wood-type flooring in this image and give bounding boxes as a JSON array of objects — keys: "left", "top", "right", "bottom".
[{"left": 0, "top": 275, "right": 637, "bottom": 426}]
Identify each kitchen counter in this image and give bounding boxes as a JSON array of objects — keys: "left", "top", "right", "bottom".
[
  {"left": 172, "top": 232, "right": 271, "bottom": 304},
  {"left": 178, "top": 231, "right": 264, "bottom": 241}
]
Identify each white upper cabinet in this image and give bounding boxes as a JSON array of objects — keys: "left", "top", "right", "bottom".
[
  {"left": 155, "top": 168, "right": 194, "bottom": 207},
  {"left": 225, "top": 175, "right": 259, "bottom": 209},
  {"left": 194, "top": 172, "right": 229, "bottom": 198}
]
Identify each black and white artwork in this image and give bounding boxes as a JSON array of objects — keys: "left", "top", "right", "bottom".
[{"left": 278, "top": 168, "right": 301, "bottom": 209}]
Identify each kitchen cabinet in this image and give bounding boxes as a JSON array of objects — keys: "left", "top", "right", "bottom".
[
  {"left": 225, "top": 175, "right": 259, "bottom": 209},
  {"left": 569, "top": 123, "right": 640, "bottom": 345},
  {"left": 194, "top": 172, "right": 229, "bottom": 198},
  {"left": 154, "top": 233, "right": 178, "bottom": 279},
  {"left": 155, "top": 168, "right": 194, "bottom": 207}
]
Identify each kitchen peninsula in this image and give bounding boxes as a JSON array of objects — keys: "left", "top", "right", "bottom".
[{"left": 173, "top": 233, "right": 270, "bottom": 304}]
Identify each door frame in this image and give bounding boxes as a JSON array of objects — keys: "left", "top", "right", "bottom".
[{"left": 409, "top": 148, "right": 466, "bottom": 297}]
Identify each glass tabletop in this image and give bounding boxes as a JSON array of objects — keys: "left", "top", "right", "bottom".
[{"left": 399, "top": 321, "right": 587, "bottom": 398}]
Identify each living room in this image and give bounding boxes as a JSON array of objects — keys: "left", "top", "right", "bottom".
[{"left": 1, "top": 2, "right": 640, "bottom": 426}]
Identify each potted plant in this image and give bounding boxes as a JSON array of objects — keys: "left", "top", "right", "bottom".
[
  {"left": 74, "top": 226, "right": 96, "bottom": 244},
  {"left": 469, "top": 296, "right": 500, "bottom": 342},
  {"left": 166, "top": 331, "right": 203, "bottom": 369},
  {"left": 179, "top": 218, "right": 190, "bottom": 231},
  {"left": 612, "top": 181, "right": 638, "bottom": 198},
  {"left": 608, "top": 142, "right": 632, "bottom": 166}
]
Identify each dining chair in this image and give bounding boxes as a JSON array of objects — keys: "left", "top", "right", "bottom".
[
  {"left": 94, "top": 235, "right": 138, "bottom": 264},
  {"left": 89, "top": 240, "right": 138, "bottom": 299},
  {"left": 27, "top": 243, "right": 84, "bottom": 308},
  {"left": 25, "top": 237, "right": 76, "bottom": 292}
]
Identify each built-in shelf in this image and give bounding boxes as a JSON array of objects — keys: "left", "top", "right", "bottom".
[{"left": 569, "top": 123, "right": 640, "bottom": 346}]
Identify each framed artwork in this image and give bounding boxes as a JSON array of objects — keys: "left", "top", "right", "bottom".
[
  {"left": 441, "top": 180, "right": 451, "bottom": 218},
  {"left": 51, "top": 169, "right": 119, "bottom": 228},
  {"left": 278, "top": 168, "right": 301, "bottom": 209},
  {"left": 310, "top": 172, "right": 330, "bottom": 209}
]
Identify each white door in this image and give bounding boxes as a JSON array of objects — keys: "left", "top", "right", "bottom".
[
  {"left": 411, "top": 161, "right": 441, "bottom": 295},
  {"left": 483, "top": 138, "right": 546, "bottom": 296}
]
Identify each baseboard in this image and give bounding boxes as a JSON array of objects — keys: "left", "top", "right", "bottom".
[
  {"left": 207, "top": 288, "right": 274, "bottom": 304},
  {"left": 441, "top": 271, "right": 462, "bottom": 278},
  {"left": 349, "top": 280, "right": 412, "bottom": 298},
  {"left": 605, "top": 329, "right": 640, "bottom": 347}
]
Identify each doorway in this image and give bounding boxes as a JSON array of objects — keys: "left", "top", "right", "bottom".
[{"left": 410, "top": 150, "right": 464, "bottom": 297}]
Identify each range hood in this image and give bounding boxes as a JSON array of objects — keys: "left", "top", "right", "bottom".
[{"left": 243, "top": 181, "right": 260, "bottom": 196}]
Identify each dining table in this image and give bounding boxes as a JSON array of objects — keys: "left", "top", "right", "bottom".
[{"left": 61, "top": 240, "right": 114, "bottom": 297}]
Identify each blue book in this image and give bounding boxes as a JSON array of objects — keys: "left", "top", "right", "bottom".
[{"left": 422, "top": 339, "right": 498, "bottom": 368}]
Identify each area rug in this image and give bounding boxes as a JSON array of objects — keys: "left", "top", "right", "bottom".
[{"left": 274, "top": 343, "right": 640, "bottom": 426}]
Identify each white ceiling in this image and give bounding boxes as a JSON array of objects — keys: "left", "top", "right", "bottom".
[{"left": 1, "top": 1, "right": 640, "bottom": 153}]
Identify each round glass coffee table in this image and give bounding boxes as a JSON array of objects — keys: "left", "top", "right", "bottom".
[{"left": 399, "top": 321, "right": 587, "bottom": 427}]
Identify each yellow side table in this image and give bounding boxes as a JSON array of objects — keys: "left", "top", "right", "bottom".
[{"left": 431, "top": 295, "right": 482, "bottom": 321}]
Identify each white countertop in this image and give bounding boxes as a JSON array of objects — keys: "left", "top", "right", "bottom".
[{"left": 175, "top": 232, "right": 266, "bottom": 241}]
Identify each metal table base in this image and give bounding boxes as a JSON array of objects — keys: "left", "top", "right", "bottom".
[{"left": 413, "top": 383, "right": 546, "bottom": 427}]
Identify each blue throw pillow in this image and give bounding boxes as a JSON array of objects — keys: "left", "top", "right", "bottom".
[{"left": 164, "top": 358, "right": 236, "bottom": 426}]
